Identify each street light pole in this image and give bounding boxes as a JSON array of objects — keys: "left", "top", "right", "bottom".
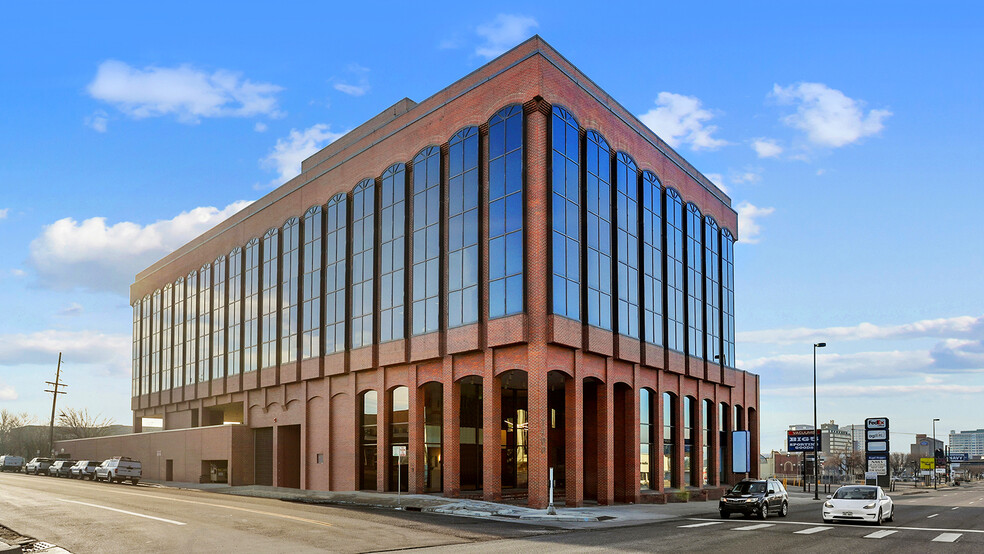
[
  {"left": 813, "top": 342, "right": 826, "bottom": 500},
  {"left": 933, "top": 418, "right": 940, "bottom": 490}
]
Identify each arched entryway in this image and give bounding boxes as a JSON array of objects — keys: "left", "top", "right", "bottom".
[
  {"left": 458, "top": 376, "right": 483, "bottom": 492},
  {"left": 612, "top": 382, "right": 633, "bottom": 502},
  {"left": 359, "top": 390, "right": 378, "bottom": 490},
  {"left": 499, "top": 370, "right": 528, "bottom": 491},
  {"left": 388, "top": 386, "right": 409, "bottom": 492},
  {"left": 421, "top": 382, "right": 443, "bottom": 493},
  {"left": 547, "top": 370, "right": 568, "bottom": 494}
]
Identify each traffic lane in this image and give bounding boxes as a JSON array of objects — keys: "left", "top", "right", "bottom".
[{"left": 0, "top": 472, "right": 557, "bottom": 553}]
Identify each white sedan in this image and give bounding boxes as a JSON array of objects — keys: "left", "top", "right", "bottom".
[{"left": 822, "top": 485, "right": 894, "bottom": 525}]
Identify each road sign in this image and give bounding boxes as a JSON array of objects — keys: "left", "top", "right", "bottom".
[
  {"left": 392, "top": 445, "right": 407, "bottom": 457},
  {"left": 787, "top": 429, "right": 820, "bottom": 452},
  {"left": 865, "top": 418, "right": 889, "bottom": 429},
  {"left": 920, "top": 457, "right": 935, "bottom": 470},
  {"left": 864, "top": 471, "right": 878, "bottom": 480},
  {"left": 948, "top": 453, "right": 969, "bottom": 462}
]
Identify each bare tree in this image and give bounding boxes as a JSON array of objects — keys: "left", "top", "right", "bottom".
[
  {"left": 0, "top": 409, "right": 34, "bottom": 454},
  {"left": 890, "top": 452, "right": 908, "bottom": 476},
  {"left": 57, "top": 408, "right": 115, "bottom": 439}
]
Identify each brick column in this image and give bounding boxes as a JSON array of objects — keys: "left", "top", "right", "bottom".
[
  {"left": 597, "top": 378, "right": 614, "bottom": 505},
  {"left": 674, "top": 395, "right": 685, "bottom": 490},
  {"left": 409, "top": 367, "right": 423, "bottom": 493},
  {"left": 482, "top": 366, "right": 501, "bottom": 501},
  {"left": 565, "top": 355, "right": 584, "bottom": 507},
  {"left": 444, "top": 357, "right": 460, "bottom": 497},
  {"left": 629, "top": 369, "right": 642, "bottom": 503},
  {"left": 377, "top": 386, "right": 389, "bottom": 492}
]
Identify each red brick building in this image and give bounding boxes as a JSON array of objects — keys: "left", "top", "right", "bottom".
[{"left": 57, "top": 36, "right": 759, "bottom": 508}]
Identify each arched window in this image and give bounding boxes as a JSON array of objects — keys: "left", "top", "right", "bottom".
[
  {"left": 719, "top": 402, "right": 730, "bottom": 484},
  {"left": 551, "top": 106, "right": 580, "bottom": 320},
  {"left": 684, "top": 395, "right": 696, "bottom": 485},
  {"left": 390, "top": 386, "right": 409, "bottom": 491},
  {"left": 325, "top": 195, "right": 348, "bottom": 353},
  {"left": 185, "top": 271, "right": 198, "bottom": 385},
  {"left": 212, "top": 255, "right": 226, "bottom": 381},
  {"left": 351, "top": 180, "right": 375, "bottom": 349},
  {"left": 198, "top": 263, "right": 212, "bottom": 382},
  {"left": 642, "top": 171, "right": 663, "bottom": 346},
  {"left": 722, "top": 229, "right": 736, "bottom": 367},
  {"left": 132, "top": 302, "right": 140, "bottom": 398},
  {"left": 664, "top": 189, "right": 684, "bottom": 351},
  {"left": 140, "top": 294, "right": 151, "bottom": 394},
  {"left": 173, "top": 278, "right": 185, "bottom": 387},
  {"left": 585, "top": 130, "right": 612, "bottom": 330},
  {"left": 705, "top": 218, "right": 721, "bottom": 364},
  {"left": 685, "top": 203, "right": 704, "bottom": 358},
  {"left": 151, "top": 289, "right": 161, "bottom": 393},
  {"left": 380, "top": 164, "right": 407, "bottom": 343},
  {"left": 281, "top": 219, "right": 299, "bottom": 364},
  {"left": 703, "top": 399, "right": 712, "bottom": 486},
  {"left": 227, "top": 248, "right": 243, "bottom": 375},
  {"left": 261, "top": 229, "right": 279, "bottom": 368},
  {"left": 640, "top": 388, "right": 656, "bottom": 490},
  {"left": 360, "top": 390, "right": 378, "bottom": 489},
  {"left": 734, "top": 405, "right": 744, "bottom": 432},
  {"left": 162, "top": 284, "right": 173, "bottom": 390},
  {"left": 301, "top": 207, "right": 322, "bottom": 360},
  {"left": 488, "top": 105, "right": 524, "bottom": 318},
  {"left": 243, "top": 239, "right": 260, "bottom": 372},
  {"left": 663, "top": 392, "right": 677, "bottom": 488},
  {"left": 412, "top": 147, "right": 441, "bottom": 335},
  {"left": 616, "top": 152, "right": 639, "bottom": 338},
  {"left": 448, "top": 127, "right": 480, "bottom": 328}
]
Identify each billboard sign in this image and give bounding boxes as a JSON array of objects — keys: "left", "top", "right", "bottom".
[
  {"left": 787, "top": 429, "right": 821, "bottom": 452},
  {"left": 948, "top": 453, "right": 969, "bottom": 462},
  {"left": 920, "top": 457, "right": 935, "bottom": 470},
  {"left": 866, "top": 429, "right": 888, "bottom": 441},
  {"left": 865, "top": 418, "right": 889, "bottom": 429},
  {"left": 867, "top": 458, "right": 887, "bottom": 475},
  {"left": 733, "top": 430, "right": 751, "bottom": 473}
]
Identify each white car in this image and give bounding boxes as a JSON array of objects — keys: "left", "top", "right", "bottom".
[{"left": 823, "top": 485, "right": 894, "bottom": 525}]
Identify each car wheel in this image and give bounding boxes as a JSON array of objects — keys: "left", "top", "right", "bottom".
[
  {"left": 875, "top": 508, "right": 883, "bottom": 526},
  {"left": 757, "top": 504, "right": 768, "bottom": 520},
  {"left": 131, "top": 479, "right": 139, "bottom": 486},
  {"left": 886, "top": 506, "right": 894, "bottom": 522},
  {"left": 779, "top": 501, "right": 789, "bottom": 517},
  {"left": 720, "top": 511, "right": 730, "bottom": 519},
  {"left": 823, "top": 519, "right": 833, "bottom": 524}
]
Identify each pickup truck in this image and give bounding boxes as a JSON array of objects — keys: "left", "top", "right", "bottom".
[
  {"left": 94, "top": 457, "right": 142, "bottom": 485},
  {"left": 25, "top": 457, "right": 54, "bottom": 475}
]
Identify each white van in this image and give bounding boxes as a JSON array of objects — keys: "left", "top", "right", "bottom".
[
  {"left": 0, "top": 455, "right": 25, "bottom": 472},
  {"left": 94, "top": 456, "right": 142, "bottom": 485}
]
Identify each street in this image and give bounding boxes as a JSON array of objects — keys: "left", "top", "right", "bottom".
[{"left": 3, "top": 471, "right": 983, "bottom": 553}]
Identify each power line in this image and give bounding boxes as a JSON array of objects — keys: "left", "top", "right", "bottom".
[{"left": 44, "top": 352, "right": 66, "bottom": 457}]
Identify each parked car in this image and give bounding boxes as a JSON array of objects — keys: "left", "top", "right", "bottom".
[
  {"left": 823, "top": 485, "right": 894, "bottom": 525},
  {"left": 70, "top": 460, "right": 101, "bottom": 480},
  {"left": 94, "top": 457, "right": 142, "bottom": 485},
  {"left": 719, "top": 478, "right": 789, "bottom": 519},
  {"left": 47, "top": 460, "right": 77, "bottom": 478},
  {"left": 0, "top": 455, "right": 25, "bottom": 472},
  {"left": 25, "top": 457, "right": 54, "bottom": 475}
]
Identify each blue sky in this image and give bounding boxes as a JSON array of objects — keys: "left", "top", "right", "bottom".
[{"left": 1, "top": 1, "right": 982, "bottom": 454}]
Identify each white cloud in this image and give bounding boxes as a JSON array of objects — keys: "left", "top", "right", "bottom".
[
  {"left": 88, "top": 60, "right": 284, "bottom": 124},
  {"left": 0, "top": 208, "right": 8, "bottom": 219},
  {"left": 704, "top": 173, "right": 727, "bottom": 194},
  {"left": 735, "top": 201, "right": 774, "bottom": 244},
  {"left": 0, "top": 382, "right": 15, "bottom": 401},
  {"left": 731, "top": 170, "right": 761, "bottom": 185},
  {"left": 738, "top": 315, "right": 984, "bottom": 345},
  {"left": 85, "top": 110, "right": 108, "bottom": 132},
  {"left": 772, "top": 82, "right": 891, "bottom": 148},
  {"left": 764, "top": 382, "right": 984, "bottom": 398},
  {"left": 742, "top": 349, "right": 934, "bottom": 382},
  {"left": 475, "top": 14, "right": 538, "bottom": 59},
  {"left": 639, "top": 92, "right": 728, "bottom": 151},
  {"left": 0, "top": 330, "right": 130, "bottom": 376},
  {"left": 10, "top": 269, "right": 25, "bottom": 277},
  {"left": 254, "top": 122, "right": 268, "bottom": 133},
  {"left": 29, "top": 200, "right": 252, "bottom": 294},
  {"left": 752, "top": 138, "right": 782, "bottom": 158},
  {"left": 58, "top": 303, "right": 84, "bottom": 317},
  {"left": 334, "top": 83, "right": 369, "bottom": 96},
  {"left": 261, "top": 124, "right": 346, "bottom": 188}
]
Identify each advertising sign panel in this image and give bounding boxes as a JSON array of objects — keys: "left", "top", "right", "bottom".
[
  {"left": 867, "top": 458, "right": 887, "bottom": 475},
  {"left": 948, "top": 453, "right": 969, "bottom": 462},
  {"left": 786, "top": 429, "right": 821, "bottom": 452},
  {"left": 733, "top": 430, "right": 751, "bottom": 473},
  {"left": 865, "top": 418, "right": 889, "bottom": 429},
  {"left": 920, "top": 457, "right": 935, "bottom": 470},
  {"left": 866, "top": 430, "right": 888, "bottom": 441},
  {"left": 867, "top": 441, "right": 888, "bottom": 452}
]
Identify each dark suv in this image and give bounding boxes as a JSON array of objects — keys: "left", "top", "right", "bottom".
[{"left": 719, "top": 478, "right": 789, "bottom": 519}]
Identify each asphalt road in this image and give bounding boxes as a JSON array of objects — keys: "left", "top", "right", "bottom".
[{"left": 0, "top": 472, "right": 556, "bottom": 553}]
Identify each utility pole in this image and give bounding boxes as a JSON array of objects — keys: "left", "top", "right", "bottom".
[{"left": 44, "top": 352, "right": 66, "bottom": 457}]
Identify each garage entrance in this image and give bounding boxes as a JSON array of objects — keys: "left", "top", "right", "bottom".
[
  {"left": 254, "top": 427, "right": 273, "bottom": 486},
  {"left": 277, "top": 425, "right": 301, "bottom": 488}
]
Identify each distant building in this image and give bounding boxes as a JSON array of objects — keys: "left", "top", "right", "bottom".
[
  {"left": 820, "top": 420, "right": 853, "bottom": 454},
  {"left": 949, "top": 429, "right": 984, "bottom": 457},
  {"left": 910, "top": 433, "right": 943, "bottom": 459},
  {"left": 842, "top": 424, "right": 865, "bottom": 452}
]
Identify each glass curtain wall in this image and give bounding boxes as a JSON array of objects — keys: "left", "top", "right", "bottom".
[
  {"left": 227, "top": 248, "right": 242, "bottom": 376},
  {"left": 685, "top": 204, "right": 703, "bottom": 359},
  {"left": 185, "top": 272, "right": 197, "bottom": 386},
  {"left": 664, "top": 190, "right": 684, "bottom": 351},
  {"left": 301, "top": 207, "right": 322, "bottom": 360},
  {"left": 162, "top": 285, "right": 172, "bottom": 390},
  {"left": 325, "top": 195, "right": 347, "bottom": 353},
  {"left": 173, "top": 278, "right": 185, "bottom": 388},
  {"left": 488, "top": 105, "right": 523, "bottom": 318},
  {"left": 351, "top": 181, "right": 375, "bottom": 349},
  {"left": 198, "top": 264, "right": 211, "bottom": 382},
  {"left": 281, "top": 219, "right": 299, "bottom": 364},
  {"left": 721, "top": 229, "right": 736, "bottom": 366},
  {"left": 704, "top": 219, "right": 721, "bottom": 364},
  {"left": 663, "top": 392, "right": 676, "bottom": 488},
  {"left": 585, "top": 130, "right": 612, "bottom": 330},
  {"left": 412, "top": 147, "right": 441, "bottom": 335},
  {"left": 140, "top": 295, "right": 150, "bottom": 394},
  {"left": 615, "top": 152, "right": 639, "bottom": 338},
  {"left": 642, "top": 172, "right": 663, "bottom": 346},
  {"left": 379, "top": 165, "right": 406, "bottom": 343},
  {"left": 132, "top": 303, "right": 140, "bottom": 397},
  {"left": 640, "top": 388, "right": 654, "bottom": 490},
  {"left": 447, "top": 127, "right": 479, "bottom": 328},
  {"left": 550, "top": 106, "right": 580, "bottom": 320},
  {"left": 150, "top": 290, "right": 160, "bottom": 393},
  {"left": 212, "top": 256, "right": 226, "bottom": 381},
  {"left": 261, "top": 230, "right": 279, "bottom": 368},
  {"left": 244, "top": 239, "right": 260, "bottom": 372}
]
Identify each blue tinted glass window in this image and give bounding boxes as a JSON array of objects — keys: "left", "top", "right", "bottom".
[
  {"left": 301, "top": 207, "right": 322, "bottom": 360},
  {"left": 642, "top": 172, "right": 663, "bottom": 346},
  {"left": 412, "top": 147, "right": 441, "bottom": 335},
  {"left": 488, "top": 105, "right": 524, "bottom": 318},
  {"left": 448, "top": 127, "right": 480, "bottom": 328},
  {"left": 665, "top": 189, "right": 684, "bottom": 351},
  {"left": 551, "top": 106, "right": 580, "bottom": 320},
  {"left": 685, "top": 203, "right": 704, "bottom": 358},
  {"left": 132, "top": 302, "right": 140, "bottom": 397},
  {"left": 198, "top": 264, "right": 211, "bottom": 382},
  {"left": 244, "top": 239, "right": 260, "bottom": 372},
  {"left": 721, "top": 229, "right": 735, "bottom": 367},
  {"left": 704, "top": 218, "right": 721, "bottom": 364},
  {"left": 172, "top": 278, "right": 185, "bottom": 388},
  {"left": 380, "top": 164, "right": 406, "bottom": 342},
  {"left": 261, "top": 230, "right": 278, "bottom": 368},
  {"left": 280, "top": 219, "right": 299, "bottom": 364},
  {"left": 212, "top": 256, "right": 226, "bottom": 381},
  {"left": 615, "top": 152, "right": 639, "bottom": 338},
  {"left": 185, "top": 271, "right": 197, "bottom": 385},
  {"left": 150, "top": 290, "right": 160, "bottom": 393},
  {"left": 141, "top": 295, "right": 151, "bottom": 394},
  {"left": 227, "top": 248, "right": 242, "bottom": 375},
  {"left": 325, "top": 195, "right": 348, "bottom": 353},
  {"left": 585, "top": 130, "right": 612, "bottom": 330},
  {"left": 351, "top": 180, "right": 375, "bottom": 348},
  {"left": 162, "top": 285, "right": 172, "bottom": 390}
]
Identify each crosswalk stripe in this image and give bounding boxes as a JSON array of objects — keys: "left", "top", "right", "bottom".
[
  {"left": 952, "top": 507, "right": 960, "bottom": 510},
  {"left": 932, "top": 533, "right": 962, "bottom": 543},
  {"left": 864, "top": 530, "right": 897, "bottom": 539},
  {"left": 795, "top": 527, "right": 832, "bottom": 535},
  {"left": 679, "top": 522, "right": 723, "bottom": 528},
  {"left": 732, "top": 524, "right": 774, "bottom": 531}
]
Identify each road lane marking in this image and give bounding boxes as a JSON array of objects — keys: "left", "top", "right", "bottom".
[
  {"left": 932, "top": 533, "right": 962, "bottom": 543},
  {"left": 864, "top": 530, "right": 897, "bottom": 539},
  {"left": 794, "top": 527, "right": 832, "bottom": 535},
  {"left": 928, "top": 514, "right": 939, "bottom": 518},
  {"left": 57, "top": 499, "right": 185, "bottom": 526},
  {"left": 91, "top": 490, "right": 334, "bottom": 528},
  {"left": 952, "top": 507, "right": 959, "bottom": 510},
  {"left": 732, "top": 524, "right": 774, "bottom": 531},
  {"left": 679, "top": 522, "right": 723, "bottom": 528},
  {"left": 685, "top": 518, "right": 984, "bottom": 534}
]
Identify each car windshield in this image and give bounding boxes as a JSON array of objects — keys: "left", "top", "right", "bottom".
[
  {"left": 833, "top": 487, "right": 877, "bottom": 500},
  {"left": 731, "top": 482, "right": 766, "bottom": 494}
]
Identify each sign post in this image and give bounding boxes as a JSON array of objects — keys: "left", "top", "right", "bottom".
[
  {"left": 864, "top": 418, "right": 890, "bottom": 488},
  {"left": 393, "top": 445, "right": 407, "bottom": 509}
]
